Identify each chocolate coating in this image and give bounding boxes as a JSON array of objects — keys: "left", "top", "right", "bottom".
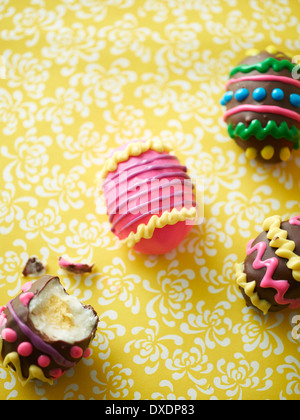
[
  {"left": 242, "top": 220, "right": 300, "bottom": 312},
  {"left": 222, "top": 49, "right": 300, "bottom": 163},
  {"left": 0, "top": 275, "right": 98, "bottom": 384},
  {"left": 22, "top": 256, "right": 46, "bottom": 277}
]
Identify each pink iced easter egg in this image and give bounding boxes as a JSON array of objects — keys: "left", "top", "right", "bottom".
[{"left": 102, "top": 140, "right": 197, "bottom": 255}]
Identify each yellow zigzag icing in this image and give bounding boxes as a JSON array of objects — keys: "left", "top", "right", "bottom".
[
  {"left": 235, "top": 262, "right": 271, "bottom": 315},
  {"left": 101, "top": 138, "right": 172, "bottom": 179},
  {"left": 263, "top": 215, "right": 300, "bottom": 282},
  {"left": 0, "top": 337, "right": 53, "bottom": 386},
  {"left": 125, "top": 207, "right": 197, "bottom": 248}
]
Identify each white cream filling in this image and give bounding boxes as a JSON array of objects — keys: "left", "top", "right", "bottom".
[{"left": 29, "top": 278, "right": 97, "bottom": 344}]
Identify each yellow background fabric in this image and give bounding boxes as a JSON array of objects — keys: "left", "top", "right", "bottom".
[{"left": 1, "top": 0, "right": 300, "bottom": 400}]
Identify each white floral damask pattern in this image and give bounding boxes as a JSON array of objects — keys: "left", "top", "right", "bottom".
[{"left": 0, "top": 0, "right": 300, "bottom": 400}]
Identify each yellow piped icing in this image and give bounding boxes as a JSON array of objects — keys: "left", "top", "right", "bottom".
[
  {"left": 245, "top": 45, "right": 278, "bottom": 57},
  {"left": 0, "top": 337, "right": 53, "bottom": 386},
  {"left": 263, "top": 215, "right": 300, "bottom": 282},
  {"left": 124, "top": 207, "right": 197, "bottom": 248},
  {"left": 265, "top": 45, "right": 278, "bottom": 55},
  {"left": 261, "top": 145, "right": 274, "bottom": 160},
  {"left": 101, "top": 138, "right": 172, "bottom": 179},
  {"left": 279, "top": 147, "right": 291, "bottom": 162},
  {"left": 245, "top": 147, "right": 257, "bottom": 160},
  {"left": 245, "top": 48, "right": 260, "bottom": 57},
  {"left": 235, "top": 263, "right": 271, "bottom": 315}
]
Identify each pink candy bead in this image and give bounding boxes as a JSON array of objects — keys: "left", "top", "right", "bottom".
[
  {"left": 17, "top": 342, "right": 33, "bottom": 357},
  {"left": 70, "top": 346, "right": 83, "bottom": 359},
  {"left": 50, "top": 368, "right": 65, "bottom": 379},
  {"left": 83, "top": 348, "right": 91, "bottom": 358},
  {"left": 1, "top": 328, "right": 17, "bottom": 343},
  {"left": 38, "top": 355, "right": 51, "bottom": 368}
]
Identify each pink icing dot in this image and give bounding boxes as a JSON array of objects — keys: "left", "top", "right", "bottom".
[
  {"left": 0, "top": 306, "right": 6, "bottom": 313},
  {"left": 289, "top": 216, "right": 300, "bottom": 226},
  {"left": 70, "top": 346, "right": 83, "bottom": 359},
  {"left": 21, "top": 281, "right": 33, "bottom": 293},
  {"left": 83, "top": 348, "right": 91, "bottom": 358},
  {"left": 50, "top": 368, "right": 65, "bottom": 379},
  {"left": 19, "top": 292, "right": 34, "bottom": 307},
  {"left": 17, "top": 342, "right": 33, "bottom": 357},
  {"left": 1, "top": 328, "right": 17, "bottom": 343},
  {"left": 38, "top": 355, "right": 51, "bottom": 368}
]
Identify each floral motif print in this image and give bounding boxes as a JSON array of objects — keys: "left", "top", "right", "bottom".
[{"left": 0, "top": 0, "right": 300, "bottom": 401}]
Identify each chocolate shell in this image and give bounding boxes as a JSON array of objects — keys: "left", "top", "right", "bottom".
[
  {"left": 58, "top": 257, "right": 94, "bottom": 274},
  {"left": 221, "top": 46, "right": 300, "bottom": 163},
  {"left": 0, "top": 275, "right": 98, "bottom": 385},
  {"left": 236, "top": 215, "right": 300, "bottom": 314},
  {"left": 22, "top": 256, "right": 46, "bottom": 277}
]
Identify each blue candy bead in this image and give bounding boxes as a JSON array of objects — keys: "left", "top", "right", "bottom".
[
  {"left": 235, "top": 88, "right": 249, "bottom": 101},
  {"left": 271, "top": 88, "right": 284, "bottom": 101},
  {"left": 253, "top": 87, "right": 266, "bottom": 101},
  {"left": 290, "top": 93, "right": 300, "bottom": 108},
  {"left": 220, "top": 90, "right": 233, "bottom": 106},
  {"left": 224, "top": 91, "right": 233, "bottom": 102}
]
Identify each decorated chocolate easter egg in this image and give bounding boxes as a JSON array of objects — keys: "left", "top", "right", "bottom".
[
  {"left": 236, "top": 215, "right": 300, "bottom": 314},
  {"left": 221, "top": 46, "right": 300, "bottom": 163},
  {"left": 0, "top": 275, "right": 98, "bottom": 385}
]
